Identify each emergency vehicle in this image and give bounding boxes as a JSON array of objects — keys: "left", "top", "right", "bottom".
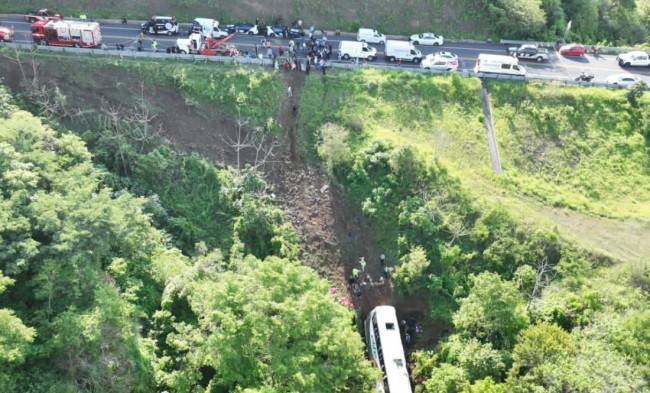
[
  {"left": 31, "top": 20, "right": 102, "bottom": 48},
  {"left": 0, "top": 25, "right": 15, "bottom": 42}
]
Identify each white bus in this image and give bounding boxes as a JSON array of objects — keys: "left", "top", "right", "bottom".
[{"left": 365, "top": 306, "right": 413, "bottom": 393}]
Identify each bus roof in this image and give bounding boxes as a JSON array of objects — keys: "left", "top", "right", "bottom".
[
  {"left": 370, "top": 306, "right": 413, "bottom": 393},
  {"left": 477, "top": 53, "right": 519, "bottom": 63}
]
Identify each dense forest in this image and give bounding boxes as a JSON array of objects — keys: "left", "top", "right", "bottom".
[
  {"left": 0, "top": 85, "right": 377, "bottom": 392},
  {"left": 0, "top": 50, "right": 649, "bottom": 393}
]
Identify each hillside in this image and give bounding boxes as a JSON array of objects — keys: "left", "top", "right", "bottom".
[
  {"left": 0, "top": 57, "right": 378, "bottom": 391},
  {"left": 0, "top": 48, "right": 648, "bottom": 392},
  {"left": 2, "top": 0, "right": 649, "bottom": 43},
  {"left": 302, "top": 70, "right": 650, "bottom": 262},
  {"left": 303, "top": 68, "right": 650, "bottom": 391}
]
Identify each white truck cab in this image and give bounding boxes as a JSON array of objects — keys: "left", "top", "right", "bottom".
[
  {"left": 474, "top": 54, "right": 526, "bottom": 76},
  {"left": 176, "top": 32, "right": 202, "bottom": 54},
  {"left": 616, "top": 51, "right": 650, "bottom": 67},
  {"left": 357, "top": 28, "right": 386, "bottom": 44},
  {"left": 191, "top": 18, "right": 228, "bottom": 39}
]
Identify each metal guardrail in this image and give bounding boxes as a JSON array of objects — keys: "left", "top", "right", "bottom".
[
  {"left": 498, "top": 38, "right": 650, "bottom": 55},
  {"left": 499, "top": 39, "right": 557, "bottom": 48},
  {"left": 0, "top": 41, "right": 639, "bottom": 90}
]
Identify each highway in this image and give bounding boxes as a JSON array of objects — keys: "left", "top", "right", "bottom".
[{"left": 4, "top": 15, "right": 650, "bottom": 84}]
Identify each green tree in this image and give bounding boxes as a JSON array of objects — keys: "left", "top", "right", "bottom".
[
  {"left": 442, "top": 336, "right": 506, "bottom": 382},
  {"left": 453, "top": 272, "right": 529, "bottom": 349},
  {"left": 423, "top": 363, "right": 467, "bottom": 393},
  {"left": 393, "top": 246, "right": 432, "bottom": 296},
  {"left": 318, "top": 122, "right": 352, "bottom": 178},
  {"left": 487, "top": 0, "right": 547, "bottom": 38},
  {"left": 0, "top": 271, "right": 35, "bottom": 365},
  {"left": 511, "top": 323, "right": 575, "bottom": 372},
  {"left": 160, "top": 254, "right": 378, "bottom": 392},
  {"left": 465, "top": 377, "right": 506, "bottom": 393},
  {"left": 0, "top": 100, "right": 169, "bottom": 392},
  {"left": 541, "top": 0, "right": 566, "bottom": 37}
]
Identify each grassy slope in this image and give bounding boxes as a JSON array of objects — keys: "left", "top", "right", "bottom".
[
  {"left": 1, "top": 0, "right": 491, "bottom": 38},
  {"left": 300, "top": 69, "right": 650, "bottom": 262}
]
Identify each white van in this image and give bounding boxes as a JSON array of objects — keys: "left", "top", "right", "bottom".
[
  {"left": 357, "top": 28, "right": 386, "bottom": 44},
  {"left": 474, "top": 54, "right": 526, "bottom": 76},
  {"left": 385, "top": 40, "right": 422, "bottom": 63},
  {"left": 191, "top": 18, "right": 228, "bottom": 39},
  {"left": 339, "top": 40, "right": 377, "bottom": 61}
]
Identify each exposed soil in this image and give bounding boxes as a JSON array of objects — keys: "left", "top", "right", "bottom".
[{"left": 0, "top": 55, "right": 442, "bottom": 349}]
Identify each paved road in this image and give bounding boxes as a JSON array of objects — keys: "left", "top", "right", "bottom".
[{"left": 5, "top": 15, "right": 650, "bottom": 84}]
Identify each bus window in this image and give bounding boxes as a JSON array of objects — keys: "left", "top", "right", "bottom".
[{"left": 365, "top": 306, "right": 413, "bottom": 393}]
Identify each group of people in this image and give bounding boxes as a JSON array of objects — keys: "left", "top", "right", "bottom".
[
  {"left": 131, "top": 31, "right": 157, "bottom": 52},
  {"left": 348, "top": 255, "right": 393, "bottom": 299},
  {"left": 328, "top": 287, "right": 353, "bottom": 308},
  {"left": 401, "top": 318, "right": 423, "bottom": 346}
]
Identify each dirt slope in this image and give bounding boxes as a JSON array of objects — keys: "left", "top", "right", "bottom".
[{"left": 0, "top": 55, "right": 396, "bottom": 317}]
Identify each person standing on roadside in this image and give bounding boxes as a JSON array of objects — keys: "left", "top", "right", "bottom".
[{"left": 151, "top": 39, "right": 158, "bottom": 52}]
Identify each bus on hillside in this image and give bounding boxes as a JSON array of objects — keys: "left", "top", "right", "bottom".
[{"left": 364, "top": 305, "right": 413, "bottom": 393}]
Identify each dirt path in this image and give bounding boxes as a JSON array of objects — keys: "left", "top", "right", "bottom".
[{"left": 268, "top": 71, "right": 393, "bottom": 315}]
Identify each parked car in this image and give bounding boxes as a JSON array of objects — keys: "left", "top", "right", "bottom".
[
  {"left": 508, "top": 44, "right": 548, "bottom": 62},
  {"left": 434, "top": 51, "right": 458, "bottom": 60},
  {"left": 270, "top": 24, "right": 286, "bottom": 36},
  {"left": 616, "top": 51, "right": 650, "bottom": 67},
  {"left": 140, "top": 16, "right": 179, "bottom": 35},
  {"left": 225, "top": 22, "right": 253, "bottom": 34},
  {"left": 409, "top": 32, "right": 444, "bottom": 46},
  {"left": 606, "top": 74, "right": 643, "bottom": 88},
  {"left": 420, "top": 54, "right": 458, "bottom": 71},
  {"left": 247, "top": 25, "right": 280, "bottom": 37},
  {"left": 559, "top": 43, "right": 585, "bottom": 56}
]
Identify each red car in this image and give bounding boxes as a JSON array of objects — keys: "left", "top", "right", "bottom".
[{"left": 559, "top": 43, "right": 585, "bottom": 56}]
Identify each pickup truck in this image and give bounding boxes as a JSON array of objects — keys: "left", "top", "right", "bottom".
[
  {"left": 616, "top": 51, "right": 650, "bottom": 67},
  {"left": 507, "top": 45, "right": 548, "bottom": 62},
  {"left": 24, "top": 9, "right": 63, "bottom": 23}
]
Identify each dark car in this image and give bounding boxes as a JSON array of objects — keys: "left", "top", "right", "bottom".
[
  {"left": 225, "top": 22, "right": 253, "bottom": 34},
  {"left": 270, "top": 24, "right": 286, "bottom": 36},
  {"left": 140, "top": 16, "right": 179, "bottom": 35}
]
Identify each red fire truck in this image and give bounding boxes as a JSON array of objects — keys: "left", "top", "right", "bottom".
[{"left": 31, "top": 20, "right": 102, "bottom": 48}]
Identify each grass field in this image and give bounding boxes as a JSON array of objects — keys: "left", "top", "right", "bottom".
[
  {"left": 1, "top": 0, "right": 493, "bottom": 38},
  {"left": 300, "top": 69, "right": 650, "bottom": 262}
]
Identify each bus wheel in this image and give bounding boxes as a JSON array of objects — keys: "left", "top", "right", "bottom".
[{"left": 74, "top": 42, "right": 81, "bottom": 48}]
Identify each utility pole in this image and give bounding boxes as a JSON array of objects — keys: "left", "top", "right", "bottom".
[
  {"left": 563, "top": 20, "right": 572, "bottom": 43},
  {"left": 480, "top": 80, "right": 502, "bottom": 175}
]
